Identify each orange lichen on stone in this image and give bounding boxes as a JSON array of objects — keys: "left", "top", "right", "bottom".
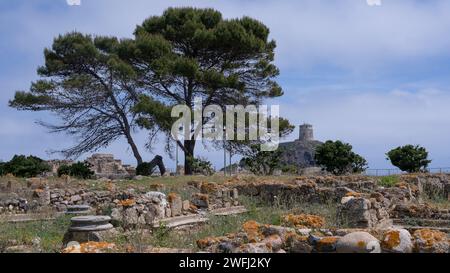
[
  {"left": 285, "top": 232, "right": 308, "bottom": 243},
  {"left": 63, "top": 242, "right": 116, "bottom": 253},
  {"left": 317, "top": 237, "right": 338, "bottom": 246},
  {"left": 200, "top": 182, "right": 219, "bottom": 194},
  {"left": 167, "top": 192, "right": 180, "bottom": 203},
  {"left": 196, "top": 236, "right": 228, "bottom": 249},
  {"left": 357, "top": 241, "right": 367, "bottom": 249},
  {"left": 413, "top": 229, "right": 447, "bottom": 251},
  {"left": 395, "top": 182, "right": 409, "bottom": 190},
  {"left": 242, "top": 220, "right": 263, "bottom": 242},
  {"left": 282, "top": 214, "right": 325, "bottom": 229},
  {"left": 345, "top": 192, "right": 362, "bottom": 198},
  {"left": 119, "top": 199, "right": 136, "bottom": 207},
  {"left": 382, "top": 230, "right": 401, "bottom": 250}
]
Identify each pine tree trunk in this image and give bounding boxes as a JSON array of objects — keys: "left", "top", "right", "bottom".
[{"left": 184, "top": 139, "right": 196, "bottom": 175}]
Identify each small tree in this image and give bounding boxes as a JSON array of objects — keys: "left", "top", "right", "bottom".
[
  {"left": 57, "top": 162, "right": 94, "bottom": 179},
  {"left": 242, "top": 144, "right": 283, "bottom": 175},
  {"left": 2, "top": 155, "right": 51, "bottom": 178},
  {"left": 315, "top": 140, "right": 368, "bottom": 175},
  {"left": 386, "top": 145, "right": 431, "bottom": 173},
  {"left": 187, "top": 157, "right": 215, "bottom": 176}
]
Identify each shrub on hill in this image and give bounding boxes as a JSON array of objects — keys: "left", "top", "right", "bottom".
[
  {"left": 57, "top": 162, "right": 94, "bottom": 179},
  {"left": 315, "top": 140, "right": 368, "bottom": 175},
  {"left": 1, "top": 155, "right": 51, "bottom": 178}
]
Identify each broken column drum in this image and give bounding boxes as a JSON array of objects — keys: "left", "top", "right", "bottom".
[{"left": 63, "top": 215, "right": 115, "bottom": 245}]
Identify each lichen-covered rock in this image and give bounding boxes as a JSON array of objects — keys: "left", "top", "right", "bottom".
[
  {"left": 413, "top": 229, "right": 449, "bottom": 253},
  {"left": 196, "top": 236, "right": 239, "bottom": 253},
  {"left": 123, "top": 207, "right": 140, "bottom": 227},
  {"left": 261, "top": 235, "right": 283, "bottom": 252},
  {"left": 62, "top": 242, "right": 117, "bottom": 253},
  {"left": 381, "top": 228, "right": 413, "bottom": 253},
  {"left": 282, "top": 214, "right": 325, "bottom": 229},
  {"left": 283, "top": 233, "right": 312, "bottom": 253},
  {"left": 337, "top": 197, "right": 391, "bottom": 229},
  {"left": 168, "top": 193, "right": 182, "bottom": 217},
  {"left": 191, "top": 193, "right": 209, "bottom": 209},
  {"left": 182, "top": 200, "right": 190, "bottom": 211},
  {"left": 235, "top": 243, "right": 272, "bottom": 253},
  {"left": 315, "top": 236, "right": 339, "bottom": 253},
  {"left": 336, "top": 232, "right": 381, "bottom": 253},
  {"left": 260, "top": 225, "right": 296, "bottom": 240},
  {"left": 242, "top": 220, "right": 263, "bottom": 242}
]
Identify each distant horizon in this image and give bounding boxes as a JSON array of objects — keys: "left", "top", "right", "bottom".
[{"left": 1, "top": 0, "right": 450, "bottom": 170}]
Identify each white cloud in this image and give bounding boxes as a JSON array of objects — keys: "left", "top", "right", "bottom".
[
  {"left": 367, "top": 0, "right": 382, "bottom": 6},
  {"left": 66, "top": 0, "right": 81, "bottom": 6}
]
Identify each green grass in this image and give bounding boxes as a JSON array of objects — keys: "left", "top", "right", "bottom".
[
  {"left": 378, "top": 175, "right": 399, "bottom": 188},
  {"left": 0, "top": 215, "right": 71, "bottom": 253}
]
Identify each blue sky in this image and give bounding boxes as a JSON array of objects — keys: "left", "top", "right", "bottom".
[{"left": 1, "top": 0, "right": 450, "bottom": 170}]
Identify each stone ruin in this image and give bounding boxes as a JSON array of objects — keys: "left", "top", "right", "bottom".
[
  {"left": 1, "top": 173, "right": 450, "bottom": 253},
  {"left": 47, "top": 160, "right": 74, "bottom": 174},
  {"left": 278, "top": 124, "right": 323, "bottom": 170},
  {"left": 192, "top": 174, "right": 450, "bottom": 253},
  {"left": 85, "top": 154, "right": 135, "bottom": 179},
  {"left": 46, "top": 154, "right": 136, "bottom": 179}
]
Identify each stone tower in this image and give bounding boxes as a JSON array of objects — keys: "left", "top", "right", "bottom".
[{"left": 299, "top": 124, "right": 314, "bottom": 141}]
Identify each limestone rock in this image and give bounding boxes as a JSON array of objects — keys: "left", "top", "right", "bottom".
[
  {"left": 413, "top": 229, "right": 449, "bottom": 253},
  {"left": 381, "top": 228, "right": 413, "bottom": 253},
  {"left": 283, "top": 234, "right": 312, "bottom": 253},
  {"left": 336, "top": 232, "right": 381, "bottom": 253},
  {"left": 191, "top": 193, "right": 209, "bottom": 209},
  {"left": 315, "top": 237, "right": 339, "bottom": 253},
  {"left": 337, "top": 197, "right": 391, "bottom": 229},
  {"left": 261, "top": 235, "right": 283, "bottom": 252},
  {"left": 123, "top": 208, "right": 139, "bottom": 226},
  {"left": 182, "top": 200, "right": 190, "bottom": 211},
  {"left": 168, "top": 193, "right": 182, "bottom": 217},
  {"left": 62, "top": 242, "right": 117, "bottom": 253},
  {"left": 235, "top": 243, "right": 272, "bottom": 253}
]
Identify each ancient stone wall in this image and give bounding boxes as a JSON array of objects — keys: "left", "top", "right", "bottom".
[{"left": 0, "top": 178, "right": 240, "bottom": 230}]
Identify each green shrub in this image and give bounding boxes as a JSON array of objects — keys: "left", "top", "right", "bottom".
[
  {"left": 315, "top": 140, "right": 368, "bottom": 175},
  {"left": 378, "top": 176, "right": 399, "bottom": 188},
  {"left": 57, "top": 165, "right": 71, "bottom": 177},
  {"left": 281, "top": 165, "right": 298, "bottom": 174},
  {"left": 1, "top": 155, "right": 50, "bottom": 178},
  {"left": 57, "top": 162, "right": 94, "bottom": 179},
  {"left": 187, "top": 157, "right": 214, "bottom": 176},
  {"left": 242, "top": 144, "right": 282, "bottom": 175},
  {"left": 386, "top": 145, "right": 431, "bottom": 173}
]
